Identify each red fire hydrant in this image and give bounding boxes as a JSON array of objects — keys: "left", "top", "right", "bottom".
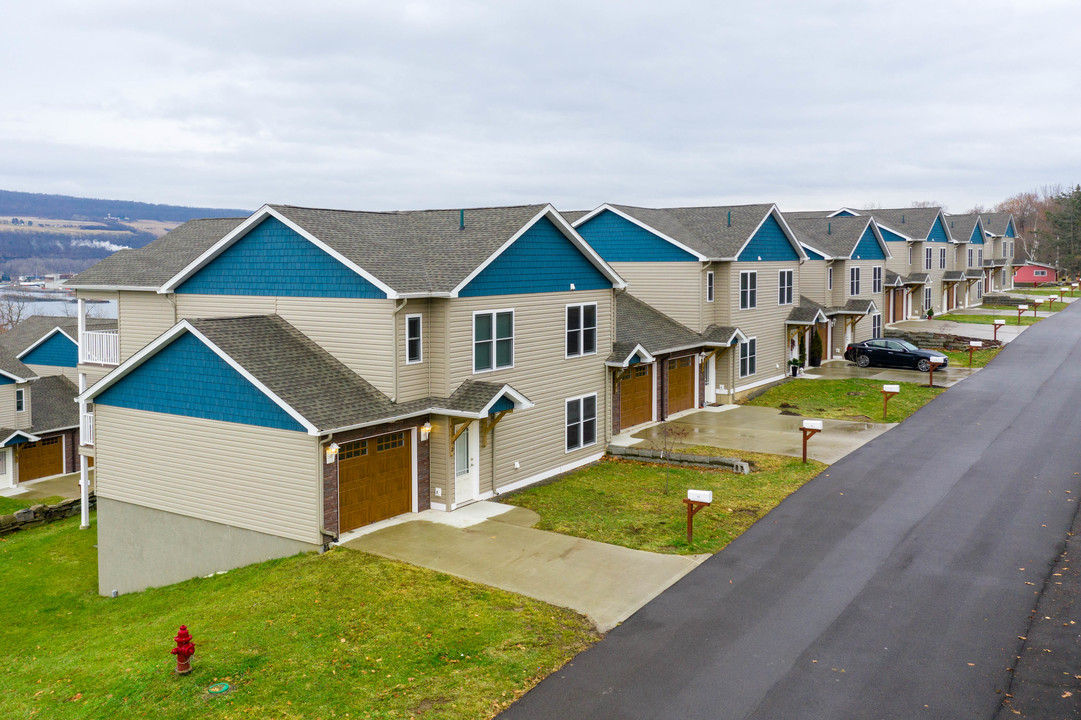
[{"left": 171, "top": 625, "right": 195, "bottom": 675}]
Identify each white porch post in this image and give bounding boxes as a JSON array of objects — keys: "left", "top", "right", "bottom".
[
  {"left": 77, "top": 297, "right": 86, "bottom": 364},
  {"left": 79, "top": 371, "right": 89, "bottom": 530}
]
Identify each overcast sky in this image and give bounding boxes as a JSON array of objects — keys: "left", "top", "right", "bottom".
[{"left": 2, "top": 0, "right": 1078, "bottom": 215}]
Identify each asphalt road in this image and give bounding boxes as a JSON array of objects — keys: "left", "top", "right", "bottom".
[{"left": 500, "top": 304, "right": 1081, "bottom": 720}]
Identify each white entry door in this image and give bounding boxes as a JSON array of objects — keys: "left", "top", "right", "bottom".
[
  {"left": 705, "top": 356, "right": 716, "bottom": 404},
  {"left": 454, "top": 422, "right": 479, "bottom": 506}
]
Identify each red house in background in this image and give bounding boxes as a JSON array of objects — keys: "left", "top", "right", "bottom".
[{"left": 1013, "top": 262, "right": 1064, "bottom": 286}]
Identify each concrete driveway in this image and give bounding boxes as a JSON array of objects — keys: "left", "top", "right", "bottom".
[
  {"left": 342, "top": 501, "right": 707, "bottom": 633},
  {"left": 804, "top": 359, "right": 977, "bottom": 387},
  {"left": 891, "top": 318, "right": 1025, "bottom": 343},
  {"left": 630, "top": 405, "right": 894, "bottom": 464}
]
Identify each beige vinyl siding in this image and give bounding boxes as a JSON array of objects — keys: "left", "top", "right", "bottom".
[
  {"left": 728, "top": 261, "right": 794, "bottom": 391},
  {"left": 118, "top": 291, "right": 176, "bottom": 361},
  {"left": 443, "top": 289, "right": 612, "bottom": 492},
  {"left": 26, "top": 364, "right": 79, "bottom": 383},
  {"left": 427, "top": 299, "right": 449, "bottom": 398},
  {"left": 175, "top": 295, "right": 396, "bottom": 396},
  {"left": 14, "top": 384, "right": 30, "bottom": 430},
  {"left": 95, "top": 405, "right": 322, "bottom": 544},
  {"left": 428, "top": 415, "right": 450, "bottom": 503},
  {"left": 799, "top": 261, "right": 829, "bottom": 306},
  {"left": 396, "top": 298, "right": 430, "bottom": 403},
  {"left": 79, "top": 364, "right": 113, "bottom": 388},
  {"left": 609, "top": 261, "right": 704, "bottom": 331},
  {"left": 0, "top": 385, "right": 16, "bottom": 428}
]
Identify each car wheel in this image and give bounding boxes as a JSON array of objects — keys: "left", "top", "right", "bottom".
[
  {"left": 917, "top": 358, "right": 930, "bottom": 372},
  {"left": 856, "top": 354, "right": 871, "bottom": 368}
]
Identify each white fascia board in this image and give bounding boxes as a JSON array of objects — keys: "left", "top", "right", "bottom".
[
  {"left": 158, "top": 205, "right": 397, "bottom": 298},
  {"left": 450, "top": 205, "right": 627, "bottom": 297},
  {"left": 575, "top": 204, "right": 708, "bottom": 261},
  {"left": 868, "top": 221, "right": 893, "bottom": 260},
  {"left": 828, "top": 207, "right": 862, "bottom": 218},
  {"left": 77, "top": 320, "right": 320, "bottom": 436},
  {"left": 1, "top": 430, "right": 40, "bottom": 445},
  {"left": 605, "top": 344, "right": 656, "bottom": 368},
  {"left": 16, "top": 326, "right": 77, "bottom": 361},
  {"left": 67, "top": 285, "right": 158, "bottom": 292},
  {"left": 785, "top": 309, "right": 829, "bottom": 325},
  {"left": 801, "top": 242, "right": 833, "bottom": 260},
  {"left": 0, "top": 368, "right": 34, "bottom": 383},
  {"left": 935, "top": 209, "right": 954, "bottom": 243},
  {"left": 479, "top": 384, "right": 535, "bottom": 414},
  {"left": 733, "top": 206, "right": 809, "bottom": 262},
  {"left": 712, "top": 327, "right": 750, "bottom": 345},
  {"left": 877, "top": 222, "right": 915, "bottom": 243}
]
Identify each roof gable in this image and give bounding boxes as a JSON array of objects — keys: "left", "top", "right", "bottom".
[
  {"left": 1005, "top": 218, "right": 1016, "bottom": 237},
  {"left": 458, "top": 215, "right": 615, "bottom": 297},
  {"left": 852, "top": 225, "right": 886, "bottom": 260},
  {"left": 803, "top": 246, "right": 825, "bottom": 260},
  {"left": 94, "top": 330, "right": 308, "bottom": 432},
  {"left": 19, "top": 329, "right": 78, "bottom": 368},
  {"left": 175, "top": 215, "right": 385, "bottom": 299},
  {"left": 970, "top": 223, "right": 984, "bottom": 244},
  {"left": 879, "top": 226, "right": 908, "bottom": 243},
  {"left": 737, "top": 214, "right": 801, "bottom": 262},
  {"left": 927, "top": 216, "right": 950, "bottom": 243},
  {"left": 575, "top": 209, "right": 699, "bottom": 262}
]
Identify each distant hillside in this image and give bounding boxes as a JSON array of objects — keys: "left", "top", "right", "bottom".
[
  {"left": 0, "top": 189, "right": 250, "bottom": 223},
  {"left": 0, "top": 189, "right": 251, "bottom": 277}
]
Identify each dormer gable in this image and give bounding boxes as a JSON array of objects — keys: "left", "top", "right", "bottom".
[
  {"left": 573, "top": 208, "right": 700, "bottom": 262},
  {"left": 737, "top": 214, "right": 801, "bottom": 262}
]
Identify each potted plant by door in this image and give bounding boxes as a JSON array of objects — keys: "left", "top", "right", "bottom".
[
  {"left": 809, "top": 332, "right": 823, "bottom": 367},
  {"left": 789, "top": 358, "right": 802, "bottom": 377},
  {"left": 926, "top": 308, "right": 935, "bottom": 320}
]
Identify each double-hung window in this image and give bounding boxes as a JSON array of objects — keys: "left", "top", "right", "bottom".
[
  {"left": 405, "top": 314, "right": 422, "bottom": 364},
  {"left": 925, "top": 247, "right": 932, "bottom": 270},
  {"left": 849, "top": 267, "right": 861, "bottom": 296},
  {"left": 566, "top": 303, "right": 597, "bottom": 358},
  {"left": 872, "top": 266, "right": 882, "bottom": 294},
  {"left": 706, "top": 271, "right": 714, "bottom": 303},
  {"left": 872, "top": 313, "right": 882, "bottom": 338},
  {"left": 565, "top": 394, "right": 597, "bottom": 452},
  {"left": 739, "top": 271, "right": 757, "bottom": 309},
  {"left": 978, "top": 249, "right": 983, "bottom": 266},
  {"left": 968, "top": 248, "right": 973, "bottom": 267},
  {"left": 908, "top": 247, "right": 913, "bottom": 266},
  {"left": 939, "top": 247, "right": 946, "bottom": 269},
  {"left": 923, "top": 287, "right": 932, "bottom": 310},
  {"left": 778, "top": 269, "right": 793, "bottom": 305},
  {"left": 15, "top": 389, "right": 24, "bottom": 413},
  {"left": 739, "top": 338, "right": 757, "bottom": 378},
  {"left": 827, "top": 266, "right": 833, "bottom": 290},
  {"left": 473, "top": 310, "right": 513, "bottom": 373}
]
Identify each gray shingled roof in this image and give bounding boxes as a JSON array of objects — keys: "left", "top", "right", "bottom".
[
  {"left": 829, "top": 299, "right": 876, "bottom": 315},
  {"left": 560, "top": 210, "right": 590, "bottom": 224},
  {"left": 943, "top": 271, "right": 964, "bottom": 281},
  {"left": 783, "top": 214, "right": 874, "bottom": 258},
  {"left": 787, "top": 296, "right": 828, "bottom": 324},
  {"left": 884, "top": 271, "right": 907, "bottom": 286},
  {"left": 859, "top": 207, "right": 946, "bottom": 241},
  {"left": 604, "top": 203, "right": 783, "bottom": 259},
  {"left": 964, "top": 269, "right": 984, "bottom": 279},
  {"left": 906, "top": 273, "right": 930, "bottom": 284},
  {"left": 29, "top": 375, "right": 79, "bottom": 433},
  {"left": 0, "top": 315, "right": 116, "bottom": 357},
  {"left": 945, "top": 214, "right": 980, "bottom": 244},
  {"left": 436, "top": 380, "right": 529, "bottom": 415},
  {"left": 615, "top": 293, "right": 704, "bottom": 354},
  {"left": 981, "top": 212, "right": 1016, "bottom": 237},
  {"left": 0, "top": 348, "right": 35, "bottom": 381},
  {"left": 701, "top": 324, "right": 742, "bottom": 344},
  {"left": 68, "top": 218, "right": 246, "bottom": 288}
]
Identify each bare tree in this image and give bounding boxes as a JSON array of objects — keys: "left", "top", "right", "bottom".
[
  {"left": 0, "top": 296, "right": 29, "bottom": 331},
  {"left": 649, "top": 421, "right": 692, "bottom": 494},
  {"left": 910, "top": 200, "right": 948, "bottom": 211}
]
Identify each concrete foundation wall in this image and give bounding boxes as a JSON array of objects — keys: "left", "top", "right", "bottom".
[{"left": 97, "top": 497, "right": 319, "bottom": 596}]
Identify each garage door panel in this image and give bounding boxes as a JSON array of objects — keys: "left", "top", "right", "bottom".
[
  {"left": 619, "top": 364, "right": 653, "bottom": 429},
  {"left": 339, "top": 432, "right": 412, "bottom": 533},
  {"left": 18, "top": 437, "right": 64, "bottom": 482},
  {"left": 667, "top": 357, "right": 695, "bottom": 414}
]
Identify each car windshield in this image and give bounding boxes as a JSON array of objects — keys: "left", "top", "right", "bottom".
[{"left": 895, "top": 340, "right": 919, "bottom": 351}]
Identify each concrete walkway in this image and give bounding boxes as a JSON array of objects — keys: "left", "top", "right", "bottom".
[
  {"left": 0, "top": 471, "right": 85, "bottom": 500},
  {"left": 630, "top": 405, "right": 894, "bottom": 464},
  {"left": 891, "top": 317, "right": 1026, "bottom": 343},
  {"left": 804, "top": 359, "right": 977, "bottom": 387},
  {"left": 342, "top": 502, "right": 707, "bottom": 633}
]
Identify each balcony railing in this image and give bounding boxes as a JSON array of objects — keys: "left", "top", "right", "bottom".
[
  {"left": 80, "top": 411, "right": 94, "bottom": 447},
  {"left": 81, "top": 330, "right": 119, "bottom": 365}
]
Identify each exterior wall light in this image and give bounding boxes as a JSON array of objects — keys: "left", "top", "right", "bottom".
[
  {"left": 420, "top": 422, "right": 432, "bottom": 441},
  {"left": 325, "top": 442, "right": 339, "bottom": 464}
]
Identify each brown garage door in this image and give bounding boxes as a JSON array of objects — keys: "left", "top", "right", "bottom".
[
  {"left": 667, "top": 356, "right": 695, "bottom": 414},
  {"left": 338, "top": 431, "right": 412, "bottom": 533},
  {"left": 619, "top": 364, "right": 653, "bottom": 429},
  {"left": 18, "top": 436, "right": 64, "bottom": 482}
]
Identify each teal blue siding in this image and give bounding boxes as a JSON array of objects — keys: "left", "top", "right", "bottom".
[
  {"left": 0, "top": 375, "right": 13, "bottom": 385},
  {"left": 4, "top": 435, "right": 30, "bottom": 447},
  {"left": 834, "top": 210, "right": 856, "bottom": 217},
  {"left": 880, "top": 227, "right": 908, "bottom": 243},
  {"left": 21, "top": 332, "right": 78, "bottom": 367},
  {"left": 969, "top": 224, "right": 984, "bottom": 245},
  {"left": 927, "top": 217, "right": 949, "bottom": 243},
  {"left": 1005, "top": 219, "right": 1016, "bottom": 237},
  {"left": 176, "top": 217, "right": 385, "bottom": 298},
  {"left": 460, "top": 217, "right": 612, "bottom": 297},
  {"left": 95, "top": 332, "right": 306, "bottom": 432},
  {"left": 851, "top": 227, "right": 886, "bottom": 260},
  {"left": 575, "top": 210, "right": 697, "bottom": 262},
  {"left": 803, "top": 246, "right": 825, "bottom": 260},
  {"left": 737, "top": 215, "right": 799, "bottom": 262},
  {"left": 489, "top": 396, "right": 515, "bottom": 414}
]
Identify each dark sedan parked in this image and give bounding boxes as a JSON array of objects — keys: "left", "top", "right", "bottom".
[{"left": 844, "top": 338, "right": 948, "bottom": 372}]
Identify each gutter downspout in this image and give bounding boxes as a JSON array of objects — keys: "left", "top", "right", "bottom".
[{"left": 391, "top": 299, "right": 407, "bottom": 402}]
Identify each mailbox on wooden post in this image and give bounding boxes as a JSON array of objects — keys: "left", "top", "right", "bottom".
[
  {"left": 1049, "top": 295, "right": 1060, "bottom": 311},
  {"left": 881, "top": 384, "right": 900, "bottom": 421},
  {"left": 968, "top": 340, "right": 982, "bottom": 367},
  {"left": 683, "top": 489, "right": 712, "bottom": 543},
  {"left": 800, "top": 419, "right": 822, "bottom": 463},
  {"left": 1031, "top": 300, "right": 1042, "bottom": 317},
  {"left": 993, "top": 319, "right": 1005, "bottom": 342},
  {"left": 928, "top": 355, "right": 947, "bottom": 387},
  {"left": 1017, "top": 305, "right": 1028, "bottom": 325}
]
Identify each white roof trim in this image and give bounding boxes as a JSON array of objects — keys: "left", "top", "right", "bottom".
[
  {"left": 786, "top": 309, "right": 829, "bottom": 325},
  {"left": 77, "top": 320, "right": 321, "bottom": 436},
  {"left": 732, "top": 205, "right": 809, "bottom": 263},
  {"left": 800, "top": 242, "right": 833, "bottom": 260},
  {"left": 158, "top": 205, "right": 398, "bottom": 298},
  {"left": 848, "top": 220, "right": 893, "bottom": 261},
  {"left": 68, "top": 285, "right": 159, "bottom": 292},
  {"left": 875, "top": 222, "right": 916, "bottom": 243},
  {"left": 0, "top": 367, "right": 34, "bottom": 383},
  {"left": 449, "top": 205, "right": 626, "bottom": 297},
  {"left": 828, "top": 208, "right": 862, "bottom": 218},
  {"left": 605, "top": 343, "right": 656, "bottom": 369},
  {"left": 708, "top": 327, "right": 750, "bottom": 346},
  {"left": 16, "top": 326, "right": 77, "bottom": 361},
  {"left": 572, "top": 204, "right": 709, "bottom": 262},
  {"left": 1, "top": 429, "right": 40, "bottom": 446}
]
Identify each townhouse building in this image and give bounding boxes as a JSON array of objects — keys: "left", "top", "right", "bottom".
[
  {"left": 69, "top": 204, "right": 626, "bottom": 595},
  {"left": 978, "top": 212, "right": 1019, "bottom": 293}
]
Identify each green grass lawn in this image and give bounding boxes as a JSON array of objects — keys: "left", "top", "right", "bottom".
[
  {"left": 935, "top": 346, "right": 1002, "bottom": 368},
  {"left": 0, "top": 515, "right": 597, "bottom": 719},
  {"left": 0, "top": 494, "right": 64, "bottom": 514},
  {"left": 977, "top": 304, "right": 1063, "bottom": 314},
  {"left": 1014, "top": 287, "right": 1075, "bottom": 296},
  {"left": 743, "top": 378, "right": 944, "bottom": 422},
  {"left": 502, "top": 454, "right": 824, "bottom": 555},
  {"left": 938, "top": 312, "right": 1043, "bottom": 326}
]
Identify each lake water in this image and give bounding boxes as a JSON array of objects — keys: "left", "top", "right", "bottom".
[{"left": 0, "top": 290, "right": 118, "bottom": 320}]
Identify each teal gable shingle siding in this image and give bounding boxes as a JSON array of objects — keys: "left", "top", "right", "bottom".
[
  {"left": 4, "top": 435, "right": 30, "bottom": 447},
  {"left": 803, "top": 246, "right": 825, "bottom": 260},
  {"left": 575, "top": 210, "right": 697, "bottom": 262},
  {"left": 851, "top": 226, "right": 886, "bottom": 260},
  {"left": 21, "top": 332, "right": 78, "bottom": 368},
  {"left": 459, "top": 217, "right": 612, "bottom": 297},
  {"left": 0, "top": 376, "right": 14, "bottom": 385},
  {"left": 489, "top": 396, "right": 515, "bottom": 414},
  {"left": 1005, "top": 219, "right": 1016, "bottom": 238},
  {"left": 880, "top": 227, "right": 907, "bottom": 243},
  {"left": 927, "top": 217, "right": 949, "bottom": 243},
  {"left": 737, "top": 215, "right": 799, "bottom": 262},
  {"left": 95, "top": 332, "right": 307, "bottom": 432},
  {"left": 834, "top": 210, "right": 856, "bottom": 217},
  {"left": 969, "top": 225, "right": 984, "bottom": 245},
  {"left": 176, "top": 216, "right": 385, "bottom": 298}
]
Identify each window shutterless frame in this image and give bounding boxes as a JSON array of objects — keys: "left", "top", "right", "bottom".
[
  {"left": 405, "top": 314, "right": 422, "bottom": 364},
  {"left": 472, "top": 309, "right": 514, "bottom": 373},
  {"left": 565, "top": 393, "right": 598, "bottom": 453},
  {"left": 849, "top": 267, "right": 860, "bottom": 296},
  {"left": 925, "top": 247, "right": 932, "bottom": 270},
  {"left": 740, "top": 271, "right": 757, "bottom": 309},
  {"left": 739, "top": 337, "right": 757, "bottom": 378},
  {"left": 872, "top": 266, "right": 882, "bottom": 294},
  {"left": 706, "top": 271, "right": 714, "bottom": 303},
  {"left": 565, "top": 303, "right": 597, "bottom": 358},
  {"left": 15, "top": 388, "right": 24, "bottom": 413},
  {"left": 827, "top": 266, "right": 833, "bottom": 290},
  {"left": 778, "top": 269, "right": 793, "bottom": 305}
]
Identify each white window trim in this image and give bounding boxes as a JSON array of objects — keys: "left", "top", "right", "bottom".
[
  {"left": 908, "top": 246, "right": 913, "bottom": 266},
  {"left": 565, "top": 302, "right": 598, "bottom": 359},
  {"left": 925, "top": 247, "right": 932, "bottom": 271},
  {"left": 472, "top": 308, "right": 515, "bottom": 374},
  {"left": 565, "top": 393, "right": 598, "bottom": 454},
  {"left": 740, "top": 271, "right": 757, "bottom": 310},
  {"left": 924, "top": 287, "right": 932, "bottom": 310},
  {"left": 778, "top": 269, "right": 793, "bottom": 306},
  {"left": 706, "top": 271, "right": 714, "bottom": 303},
  {"left": 939, "top": 247, "right": 946, "bottom": 269},
  {"left": 827, "top": 266, "right": 833, "bottom": 291},
  {"left": 872, "top": 313, "right": 882, "bottom": 339},
  {"left": 739, "top": 337, "right": 757, "bottom": 379},
  {"left": 849, "top": 266, "right": 861, "bottom": 297},
  {"left": 15, "top": 388, "right": 24, "bottom": 413},
  {"left": 1034, "top": 269, "right": 1047, "bottom": 277},
  {"left": 405, "top": 313, "right": 423, "bottom": 365},
  {"left": 872, "top": 266, "right": 882, "bottom": 294}
]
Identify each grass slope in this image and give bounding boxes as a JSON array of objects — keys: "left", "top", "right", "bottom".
[
  {"left": 0, "top": 495, "right": 64, "bottom": 514},
  {"left": 939, "top": 312, "right": 1042, "bottom": 326},
  {"left": 0, "top": 515, "right": 597, "bottom": 719},
  {"left": 744, "top": 378, "right": 944, "bottom": 422}
]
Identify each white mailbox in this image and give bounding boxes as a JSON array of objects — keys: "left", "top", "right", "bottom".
[
  {"left": 1073, "top": 283, "right": 1079, "bottom": 288},
  {"left": 1050, "top": 295, "right": 1060, "bottom": 302},
  {"left": 802, "top": 419, "right": 823, "bottom": 431},
  {"left": 687, "top": 489, "right": 713, "bottom": 504},
  {"left": 994, "top": 319, "right": 1006, "bottom": 326},
  {"left": 882, "top": 384, "right": 900, "bottom": 393},
  {"left": 930, "top": 356, "right": 947, "bottom": 364},
  {"left": 969, "top": 340, "right": 983, "bottom": 348},
  {"left": 1019, "top": 305, "right": 1029, "bottom": 311}
]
